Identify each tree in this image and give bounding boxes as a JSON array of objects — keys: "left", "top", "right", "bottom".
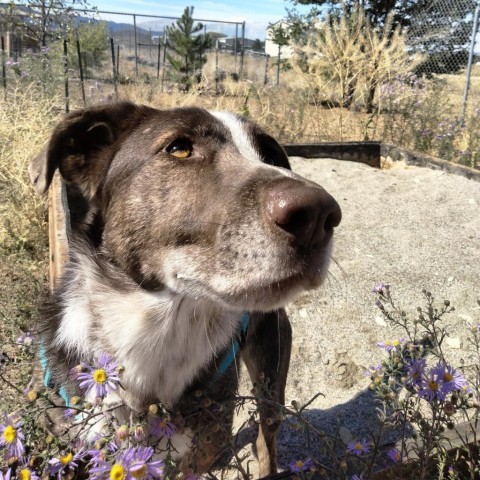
[
  {"left": 251, "top": 39, "right": 264, "bottom": 52},
  {"left": 68, "top": 20, "right": 109, "bottom": 71},
  {"left": 268, "top": 22, "right": 291, "bottom": 85},
  {"left": 165, "top": 6, "right": 210, "bottom": 91},
  {"left": 1, "top": 0, "right": 93, "bottom": 48},
  {"left": 291, "top": 0, "right": 477, "bottom": 75}
]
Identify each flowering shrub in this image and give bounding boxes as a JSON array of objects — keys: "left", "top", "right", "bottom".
[
  {"left": 365, "top": 284, "right": 480, "bottom": 479},
  {"left": 4, "top": 46, "right": 65, "bottom": 97},
  {"left": 0, "top": 286, "right": 478, "bottom": 479},
  {"left": 378, "top": 74, "right": 480, "bottom": 168}
]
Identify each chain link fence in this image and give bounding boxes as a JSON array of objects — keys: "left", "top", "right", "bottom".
[{"left": 1, "top": 1, "right": 480, "bottom": 167}]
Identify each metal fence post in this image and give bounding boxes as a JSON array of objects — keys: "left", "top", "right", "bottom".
[
  {"left": 110, "top": 37, "right": 118, "bottom": 99},
  {"left": 276, "top": 45, "right": 281, "bottom": 86},
  {"left": 460, "top": 4, "right": 480, "bottom": 121},
  {"left": 1, "top": 36, "right": 6, "bottom": 101},
  {"left": 133, "top": 14, "right": 138, "bottom": 76},
  {"left": 63, "top": 39, "right": 69, "bottom": 113},
  {"left": 240, "top": 21, "right": 245, "bottom": 78},
  {"left": 264, "top": 54, "right": 269, "bottom": 86},
  {"left": 234, "top": 23, "right": 238, "bottom": 72},
  {"left": 76, "top": 37, "right": 86, "bottom": 106},
  {"left": 161, "top": 33, "right": 167, "bottom": 92}
]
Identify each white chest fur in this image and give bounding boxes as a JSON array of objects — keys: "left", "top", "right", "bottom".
[{"left": 53, "top": 258, "right": 242, "bottom": 410}]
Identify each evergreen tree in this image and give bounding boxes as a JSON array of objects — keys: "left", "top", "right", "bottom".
[{"left": 165, "top": 6, "right": 210, "bottom": 90}]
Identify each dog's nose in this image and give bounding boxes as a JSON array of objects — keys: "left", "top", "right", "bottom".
[{"left": 265, "top": 180, "right": 342, "bottom": 248}]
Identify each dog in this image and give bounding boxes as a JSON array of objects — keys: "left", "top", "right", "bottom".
[{"left": 30, "top": 101, "right": 341, "bottom": 477}]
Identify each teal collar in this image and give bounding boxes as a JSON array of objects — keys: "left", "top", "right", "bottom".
[
  {"left": 39, "top": 343, "right": 71, "bottom": 406},
  {"left": 208, "top": 311, "right": 250, "bottom": 387}
]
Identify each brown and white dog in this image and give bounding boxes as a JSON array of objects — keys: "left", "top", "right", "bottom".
[{"left": 30, "top": 102, "right": 341, "bottom": 477}]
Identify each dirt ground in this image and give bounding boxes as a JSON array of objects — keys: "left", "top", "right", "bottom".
[{"left": 234, "top": 156, "right": 480, "bottom": 476}]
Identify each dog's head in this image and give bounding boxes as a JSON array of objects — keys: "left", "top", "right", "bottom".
[{"left": 32, "top": 102, "right": 341, "bottom": 311}]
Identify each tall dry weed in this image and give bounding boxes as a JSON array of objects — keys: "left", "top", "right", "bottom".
[
  {"left": 0, "top": 87, "right": 58, "bottom": 255},
  {"left": 293, "top": 3, "right": 422, "bottom": 111}
]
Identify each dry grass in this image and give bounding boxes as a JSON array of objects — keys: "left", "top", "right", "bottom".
[{"left": 0, "top": 86, "right": 59, "bottom": 411}]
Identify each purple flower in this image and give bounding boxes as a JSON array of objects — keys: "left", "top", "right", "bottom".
[
  {"left": 375, "top": 299, "right": 385, "bottom": 310},
  {"left": 76, "top": 352, "right": 120, "bottom": 399},
  {"left": 347, "top": 440, "right": 370, "bottom": 456},
  {"left": 16, "top": 465, "right": 39, "bottom": 480},
  {"left": 387, "top": 448, "right": 401, "bottom": 463},
  {"left": 48, "top": 450, "right": 84, "bottom": 478},
  {"left": 149, "top": 416, "right": 176, "bottom": 439},
  {"left": 64, "top": 408, "right": 77, "bottom": 419},
  {"left": 417, "top": 367, "right": 446, "bottom": 402},
  {"left": 351, "top": 475, "right": 363, "bottom": 480},
  {"left": 406, "top": 358, "right": 426, "bottom": 387},
  {"left": 0, "top": 469, "right": 12, "bottom": 480},
  {"left": 289, "top": 458, "right": 313, "bottom": 472},
  {"left": 372, "top": 282, "right": 388, "bottom": 294},
  {"left": 185, "top": 474, "right": 202, "bottom": 480},
  {"left": 376, "top": 338, "right": 404, "bottom": 353},
  {"left": 89, "top": 446, "right": 164, "bottom": 480},
  {"left": 128, "top": 446, "right": 164, "bottom": 479},
  {"left": 17, "top": 332, "right": 34, "bottom": 346},
  {"left": 431, "top": 363, "right": 467, "bottom": 393},
  {"left": 0, "top": 414, "right": 25, "bottom": 459}
]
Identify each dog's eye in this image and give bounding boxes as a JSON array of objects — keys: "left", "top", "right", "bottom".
[{"left": 166, "top": 139, "right": 193, "bottom": 159}]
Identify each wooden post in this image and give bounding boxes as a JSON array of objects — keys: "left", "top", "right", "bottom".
[{"left": 48, "top": 174, "right": 70, "bottom": 292}]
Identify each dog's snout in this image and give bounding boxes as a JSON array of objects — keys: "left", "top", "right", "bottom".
[{"left": 265, "top": 181, "right": 342, "bottom": 248}]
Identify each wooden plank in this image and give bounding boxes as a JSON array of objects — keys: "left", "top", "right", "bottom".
[
  {"left": 382, "top": 143, "right": 480, "bottom": 182},
  {"left": 282, "top": 141, "right": 381, "bottom": 168},
  {"left": 47, "top": 172, "right": 70, "bottom": 292}
]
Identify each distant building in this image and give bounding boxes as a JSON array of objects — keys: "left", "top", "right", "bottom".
[
  {"left": 216, "top": 36, "right": 256, "bottom": 52},
  {"left": 265, "top": 21, "right": 294, "bottom": 58}
]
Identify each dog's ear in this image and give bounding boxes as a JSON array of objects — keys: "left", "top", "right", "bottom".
[
  {"left": 30, "top": 102, "right": 149, "bottom": 197},
  {"left": 256, "top": 132, "right": 291, "bottom": 170}
]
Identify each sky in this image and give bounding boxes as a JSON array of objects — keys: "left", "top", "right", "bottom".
[{"left": 90, "top": 0, "right": 313, "bottom": 39}]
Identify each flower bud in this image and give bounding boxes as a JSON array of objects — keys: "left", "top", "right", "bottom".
[
  {"left": 116, "top": 425, "right": 129, "bottom": 442},
  {"left": 26, "top": 389, "right": 37, "bottom": 402}
]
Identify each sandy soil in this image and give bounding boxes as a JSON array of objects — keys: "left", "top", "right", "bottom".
[{"left": 232, "top": 157, "right": 480, "bottom": 477}]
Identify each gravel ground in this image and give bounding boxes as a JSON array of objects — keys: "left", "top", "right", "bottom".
[{"left": 233, "top": 157, "right": 480, "bottom": 477}]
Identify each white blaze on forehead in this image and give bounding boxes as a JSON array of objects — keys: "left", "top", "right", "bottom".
[{"left": 211, "top": 111, "right": 264, "bottom": 163}]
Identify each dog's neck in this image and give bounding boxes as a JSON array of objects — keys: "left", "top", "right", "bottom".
[{"left": 53, "top": 248, "right": 242, "bottom": 409}]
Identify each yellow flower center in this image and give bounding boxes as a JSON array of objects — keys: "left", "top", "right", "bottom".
[
  {"left": 110, "top": 464, "right": 126, "bottom": 480},
  {"left": 295, "top": 461, "right": 304, "bottom": 468},
  {"left": 93, "top": 369, "right": 107, "bottom": 384},
  {"left": 444, "top": 372, "right": 454, "bottom": 382},
  {"left": 18, "top": 469, "right": 31, "bottom": 480},
  {"left": 61, "top": 452, "right": 73, "bottom": 465},
  {"left": 428, "top": 380, "right": 439, "bottom": 391},
  {"left": 131, "top": 464, "right": 148, "bottom": 478},
  {"left": 3, "top": 425, "right": 16, "bottom": 444},
  {"left": 355, "top": 442, "right": 363, "bottom": 450},
  {"left": 392, "top": 339, "right": 400, "bottom": 347}
]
